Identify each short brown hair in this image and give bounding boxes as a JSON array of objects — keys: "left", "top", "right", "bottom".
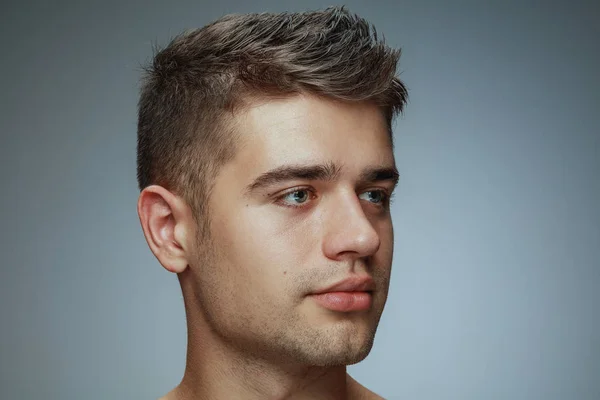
[{"left": 137, "top": 6, "right": 408, "bottom": 234}]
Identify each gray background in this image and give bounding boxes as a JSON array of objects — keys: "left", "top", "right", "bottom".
[{"left": 1, "top": 1, "right": 598, "bottom": 399}]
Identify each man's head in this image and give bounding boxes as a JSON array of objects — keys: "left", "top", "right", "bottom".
[{"left": 137, "top": 6, "right": 407, "bottom": 368}]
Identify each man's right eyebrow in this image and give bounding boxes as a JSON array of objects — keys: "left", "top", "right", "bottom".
[{"left": 244, "top": 162, "right": 342, "bottom": 195}]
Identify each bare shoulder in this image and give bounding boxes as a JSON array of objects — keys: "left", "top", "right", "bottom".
[{"left": 346, "top": 374, "right": 386, "bottom": 400}]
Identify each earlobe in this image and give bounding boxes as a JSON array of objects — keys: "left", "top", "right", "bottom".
[{"left": 137, "top": 185, "right": 191, "bottom": 274}]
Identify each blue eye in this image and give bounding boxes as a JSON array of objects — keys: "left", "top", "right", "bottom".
[
  {"left": 276, "top": 188, "right": 389, "bottom": 209},
  {"left": 359, "top": 190, "right": 388, "bottom": 204},
  {"left": 281, "top": 189, "right": 311, "bottom": 205}
]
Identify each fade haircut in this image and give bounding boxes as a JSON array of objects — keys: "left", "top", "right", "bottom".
[{"left": 137, "top": 6, "right": 408, "bottom": 236}]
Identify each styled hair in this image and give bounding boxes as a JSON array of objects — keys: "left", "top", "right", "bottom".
[{"left": 137, "top": 6, "right": 408, "bottom": 234}]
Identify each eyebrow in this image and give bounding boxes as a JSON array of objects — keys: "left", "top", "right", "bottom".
[{"left": 244, "top": 162, "right": 400, "bottom": 195}]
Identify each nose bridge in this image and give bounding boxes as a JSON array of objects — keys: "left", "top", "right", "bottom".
[{"left": 321, "top": 187, "right": 380, "bottom": 260}]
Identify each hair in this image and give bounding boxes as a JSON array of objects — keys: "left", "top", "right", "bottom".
[{"left": 137, "top": 6, "right": 408, "bottom": 236}]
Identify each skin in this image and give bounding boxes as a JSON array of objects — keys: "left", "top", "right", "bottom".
[{"left": 138, "top": 93, "right": 398, "bottom": 399}]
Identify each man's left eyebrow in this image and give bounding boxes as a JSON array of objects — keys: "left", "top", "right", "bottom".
[{"left": 359, "top": 166, "right": 400, "bottom": 188}]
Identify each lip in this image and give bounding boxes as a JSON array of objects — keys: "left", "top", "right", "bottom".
[
  {"left": 312, "top": 275, "right": 375, "bottom": 295},
  {"left": 310, "top": 292, "right": 372, "bottom": 312}
]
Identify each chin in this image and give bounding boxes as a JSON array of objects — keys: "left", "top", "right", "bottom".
[
  {"left": 292, "top": 330, "right": 376, "bottom": 367},
  {"left": 311, "top": 343, "right": 374, "bottom": 367}
]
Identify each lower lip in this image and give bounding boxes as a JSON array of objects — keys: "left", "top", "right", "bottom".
[{"left": 310, "top": 291, "right": 372, "bottom": 312}]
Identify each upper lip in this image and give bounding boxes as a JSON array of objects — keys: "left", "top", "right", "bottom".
[{"left": 312, "top": 276, "right": 375, "bottom": 294}]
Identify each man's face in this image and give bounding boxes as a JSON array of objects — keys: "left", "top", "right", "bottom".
[{"left": 188, "top": 94, "right": 397, "bottom": 366}]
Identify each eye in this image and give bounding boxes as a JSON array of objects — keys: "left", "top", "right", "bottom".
[
  {"left": 359, "top": 190, "right": 389, "bottom": 205},
  {"left": 277, "top": 188, "right": 315, "bottom": 207}
]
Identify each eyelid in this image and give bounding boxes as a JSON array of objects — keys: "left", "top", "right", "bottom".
[
  {"left": 275, "top": 186, "right": 316, "bottom": 199},
  {"left": 273, "top": 186, "right": 315, "bottom": 198}
]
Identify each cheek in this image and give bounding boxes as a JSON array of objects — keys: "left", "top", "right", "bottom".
[
  {"left": 373, "top": 218, "right": 394, "bottom": 267},
  {"left": 384, "top": 220, "right": 394, "bottom": 256},
  {"left": 212, "top": 207, "right": 319, "bottom": 289}
]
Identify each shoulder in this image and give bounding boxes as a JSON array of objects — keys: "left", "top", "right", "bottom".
[{"left": 346, "top": 374, "right": 386, "bottom": 400}]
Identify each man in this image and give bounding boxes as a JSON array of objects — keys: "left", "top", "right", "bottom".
[{"left": 136, "top": 6, "right": 407, "bottom": 399}]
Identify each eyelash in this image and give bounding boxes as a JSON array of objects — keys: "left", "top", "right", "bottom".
[{"left": 275, "top": 187, "right": 392, "bottom": 209}]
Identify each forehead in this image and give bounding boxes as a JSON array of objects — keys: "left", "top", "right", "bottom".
[{"left": 229, "top": 94, "right": 394, "bottom": 173}]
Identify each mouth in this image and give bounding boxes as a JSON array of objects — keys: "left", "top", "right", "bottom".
[
  {"left": 309, "top": 291, "right": 373, "bottom": 312},
  {"left": 309, "top": 275, "right": 375, "bottom": 312}
]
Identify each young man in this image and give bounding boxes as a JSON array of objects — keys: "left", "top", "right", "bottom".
[{"left": 136, "top": 6, "right": 407, "bottom": 399}]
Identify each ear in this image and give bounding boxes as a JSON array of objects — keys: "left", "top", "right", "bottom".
[{"left": 137, "top": 185, "right": 194, "bottom": 273}]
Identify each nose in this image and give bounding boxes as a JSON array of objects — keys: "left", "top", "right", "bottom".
[{"left": 321, "top": 189, "right": 381, "bottom": 262}]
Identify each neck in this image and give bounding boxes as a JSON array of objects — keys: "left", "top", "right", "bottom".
[
  {"left": 159, "top": 279, "right": 359, "bottom": 400},
  {"left": 165, "top": 319, "right": 350, "bottom": 400}
]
